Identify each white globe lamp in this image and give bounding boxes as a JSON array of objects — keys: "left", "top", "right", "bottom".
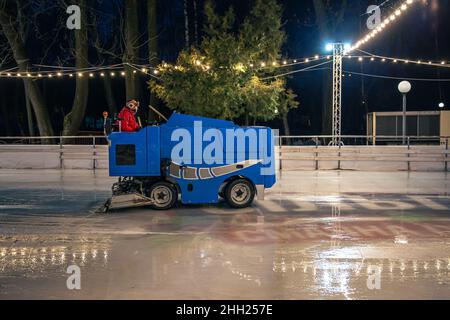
[{"left": 398, "top": 81, "right": 411, "bottom": 94}]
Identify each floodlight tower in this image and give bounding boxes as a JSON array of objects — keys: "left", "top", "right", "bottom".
[{"left": 331, "top": 43, "right": 345, "bottom": 146}]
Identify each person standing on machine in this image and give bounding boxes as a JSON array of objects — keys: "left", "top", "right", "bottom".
[{"left": 117, "top": 99, "right": 141, "bottom": 132}]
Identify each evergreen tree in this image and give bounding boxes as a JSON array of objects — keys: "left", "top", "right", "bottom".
[{"left": 150, "top": 0, "right": 298, "bottom": 125}]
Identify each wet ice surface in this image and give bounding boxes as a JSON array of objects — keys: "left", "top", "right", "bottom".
[{"left": 0, "top": 169, "right": 450, "bottom": 299}]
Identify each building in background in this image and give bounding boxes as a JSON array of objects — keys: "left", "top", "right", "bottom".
[{"left": 367, "top": 111, "right": 450, "bottom": 145}]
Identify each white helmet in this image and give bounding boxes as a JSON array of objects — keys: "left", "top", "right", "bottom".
[{"left": 126, "top": 99, "right": 140, "bottom": 112}]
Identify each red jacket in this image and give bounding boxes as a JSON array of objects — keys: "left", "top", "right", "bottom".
[{"left": 117, "top": 106, "right": 140, "bottom": 132}]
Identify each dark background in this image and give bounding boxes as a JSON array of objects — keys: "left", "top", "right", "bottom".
[{"left": 0, "top": 0, "right": 448, "bottom": 136}]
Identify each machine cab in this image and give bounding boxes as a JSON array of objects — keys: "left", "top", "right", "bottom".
[{"left": 107, "top": 127, "right": 161, "bottom": 178}]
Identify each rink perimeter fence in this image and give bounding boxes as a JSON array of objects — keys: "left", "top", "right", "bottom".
[{"left": 0, "top": 135, "right": 449, "bottom": 172}]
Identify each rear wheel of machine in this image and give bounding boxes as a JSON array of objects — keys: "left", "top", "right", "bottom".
[
  {"left": 225, "top": 179, "right": 255, "bottom": 208},
  {"left": 148, "top": 181, "right": 178, "bottom": 210}
]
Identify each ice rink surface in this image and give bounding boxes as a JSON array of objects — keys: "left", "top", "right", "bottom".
[{"left": 0, "top": 169, "right": 450, "bottom": 299}]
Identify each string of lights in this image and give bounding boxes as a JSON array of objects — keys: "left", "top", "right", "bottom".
[
  {"left": 352, "top": 49, "right": 449, "bottom": 68},
  {"left": 349, "top": 0, "right": 417, "bottom": 53},
  {"left": 0, "top": 55, "right": 332, "bottom": 79},
  {"left": 343, "top": 70, "right": 450, "bottom": 82},
  {"left": 1, "top": 50, "right": 448, "bottom": 80},
  {"left": 360, "top": 0, "right": 393, "bottom": 16},
  {"left": 2, "top": 51, "right": 448, "bottom": 79},
  {"left": 261, "top": 60, "right": 333, "bottom": 81},
  {"left": 0, "top": 63, "right": 157, "bottom": 79}
]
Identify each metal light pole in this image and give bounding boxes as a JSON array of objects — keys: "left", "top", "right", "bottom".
[
  {"left": 398, "top": 81, "right": 411, "bottom": 145},
  {"left": 331, "top": 43, "right": 344, "bottom": 146}
]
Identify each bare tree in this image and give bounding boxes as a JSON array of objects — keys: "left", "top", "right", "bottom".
[
  {"left": 148, "top": 0, "right": 158, "bottom": 119},
  {"left": 123, "top": 0, "right": 140, "bottom": 101},
  {"left": 62, "top": 0, "right": 89, "bottom": 136},
  {"left": 193, "top": 0, "right": 199, "bottom": 46},
  {"left": 183, "top": 0, "right": 190, "bottom": 47},
  {"left": 0, "top": 0, "right": 54, "bottom": 136},
  {"left": 23, "top": 82, "right": 35, "bottom": 135}
]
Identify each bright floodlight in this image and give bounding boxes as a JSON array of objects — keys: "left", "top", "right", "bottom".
[
  {"left": 325, "top": 43, "right": 333, "bottom": 52},
  {"left": 439, "top": 102, "right": 445, "bottom": 109},
  {"left": 398, "top": 81, "right": 411, "bottom": 94},
  {"left": 344, "top": 43, "right": 352, "bottom": 51}
]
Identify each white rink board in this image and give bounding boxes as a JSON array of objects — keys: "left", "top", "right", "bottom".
[{"left": 0, "top": 145, "right": 448, "bottom": 171}]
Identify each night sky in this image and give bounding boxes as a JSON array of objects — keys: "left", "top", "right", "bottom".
[{"left": 0, "top": 0, "right": 449, "bottom": 136}]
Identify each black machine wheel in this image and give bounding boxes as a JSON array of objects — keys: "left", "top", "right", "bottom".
[
  {"left": 147, "top": 181, "right": 178, "bottom": 210},
  {"left": 225, "top": 179, "right": 255, "bottom": 208}
]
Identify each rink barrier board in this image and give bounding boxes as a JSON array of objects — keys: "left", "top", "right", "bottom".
[{"left": 0, "top": 144, "right": 448, "bottom": 171}]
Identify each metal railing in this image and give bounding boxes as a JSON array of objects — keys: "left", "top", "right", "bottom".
[
  {"left": 277, "top": 135, "right": 449, "bottom": 172},
  {"left": 0, "top": 135, "right": 448, "bottom": 146},
  {"left": 0, "top": 135, "right": 448, "bottom": 171},
  {"left": 0, "top": 136, "right": 108, "bottom": 145},
  {"left": 0, "top": 136, "right": 109, "bottom": 170},
  {"left": 278, "top": 135, "right": 449, "bottom": 146}
]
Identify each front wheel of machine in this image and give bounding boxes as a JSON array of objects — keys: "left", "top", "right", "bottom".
[
  {"left": 147, "top": 181, "right": 178, "bottom": 210},
  {"left": 225, "top": 179, "right": 255, "bottom": 209}
]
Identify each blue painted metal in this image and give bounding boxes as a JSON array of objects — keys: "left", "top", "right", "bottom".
[
  {"left": 109, "top": 128, "right": 148, "bottom": 176},
  {"left": 146, "top": 126, "right": 161, "bottom": 176},
  {"left": 108, "top": 113, "right": 276, "bottom": 204}
]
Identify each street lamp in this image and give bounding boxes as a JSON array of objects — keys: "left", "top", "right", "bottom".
[
  {"left": 398, "top": 81, "right": 411, "bottom": 145},
  {"left": 439, "top": 102, "right": 445, "bottom": 109}
]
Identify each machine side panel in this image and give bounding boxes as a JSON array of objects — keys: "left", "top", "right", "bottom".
[
  {"left": 160, "top": 118, "right": 277, "bottom": 203},
  {"left": 147, "top": 126, "right": 161, "bottom": 176}
]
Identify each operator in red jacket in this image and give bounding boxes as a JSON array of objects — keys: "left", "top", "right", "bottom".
[{"left": 117, "top": 99, "right": 141, "bottom": 132}]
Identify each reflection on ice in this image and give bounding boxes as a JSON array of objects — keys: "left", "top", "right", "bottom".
[{"left": 0, "top": 240, "right": 110, "bottom": 275}]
